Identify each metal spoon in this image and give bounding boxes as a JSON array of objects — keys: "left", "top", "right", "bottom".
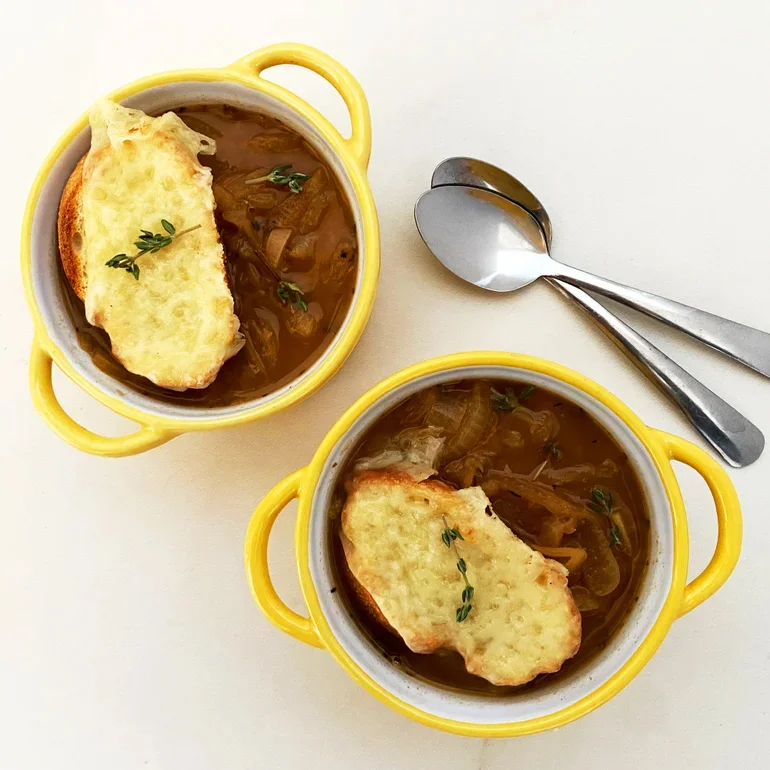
[
  {"left": 433, "top": 157, "right": 554, "bottom": 248},
  {"left": 416, "top": 180, "right": 770, "bottom": 380},
  {"left": 431, "top": 158, "right": 765, "bottom": 466},
  {"left": 417, "top": 169, "right": 764, "bottom": 466}
]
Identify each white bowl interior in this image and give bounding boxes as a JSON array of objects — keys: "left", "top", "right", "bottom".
[
  {"left": 309, "top": 366, "right": 673, "bottom": 725},
  {"left": 29, "top": 81, "right": 367, "bottom": 421}
]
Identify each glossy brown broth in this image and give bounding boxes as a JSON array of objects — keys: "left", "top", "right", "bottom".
[
  {"left": 61, "top": 103, "right": 358, "bottom": 406},
  {"left": 330, "top": 379, "right": 650, "bottom": 695}
]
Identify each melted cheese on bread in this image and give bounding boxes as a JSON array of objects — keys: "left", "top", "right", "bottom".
[
  {"left": 76, "top": 99, "right": 242, "bottom": 389},
  {"left": 341, "top": 471, "right": 581, "bottom": 686}
]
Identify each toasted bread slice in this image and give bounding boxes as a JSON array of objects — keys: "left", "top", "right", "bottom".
[
  {"left": 340, "top": 470, "right": 581, "bottom": 686},
  {"left": 57, "top": 99, "right": 243, "bottom": 390}
]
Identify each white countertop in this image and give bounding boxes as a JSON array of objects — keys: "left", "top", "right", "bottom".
[{"left": 3, "top": 1, "right": 768, "bottom": 767}]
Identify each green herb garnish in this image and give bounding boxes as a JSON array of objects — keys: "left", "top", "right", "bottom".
[
  {"left": 588, "top": 486, "right": 614, "bottom": 516},
  {"left": 518, "top": 384, "right": 536, "bottom": 401},
  {"left": 492, "top": 384, "right": 536, "bottom": 411},
  {"left": 543, "top": 441, "right": 563, "bottom": 461},
  {"left": 441, "top": 516, "right": 474, "bottom": 622},
  {"left": 588, "top": 488, "right": 623, "bottom": 548},
  {"left": 245, "top": 163, "right": 310, "bottom": 194},
  {"left": 105, "top": 220, "right": 200, "bottom": 280},
  {"left": 277, "top": 281, "right": 308, "bottom": 312}
]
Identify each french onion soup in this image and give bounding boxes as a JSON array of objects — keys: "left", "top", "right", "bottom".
[
  {"left": 330, "top": 379, "right": 650, "bottom": 694},
  {"left": 59, "top": 101, "right": 358, "bottom": 405}
]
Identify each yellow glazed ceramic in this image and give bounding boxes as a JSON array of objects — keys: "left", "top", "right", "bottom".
[
  {"left": 21, "top": 43, "right": 379, "bottom": 456},
  {"left": 245, "top": 352, "right": 742, "bottom": 737}
]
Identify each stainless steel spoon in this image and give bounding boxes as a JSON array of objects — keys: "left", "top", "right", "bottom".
[
  {"left": 417, "top": 166, "right": 764, "bottom": 466},
  {"left": 430, "top": 158, "right": 765, "bottom": 466},
  {"left": 417, "top": 180, "right": 770, "bottom": 380}
]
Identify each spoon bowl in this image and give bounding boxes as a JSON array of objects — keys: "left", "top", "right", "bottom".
[
  {"left": 415, "top": 186, "right": 552, "bottom": 293},
  {"left": 432, "top": 156, "right": 554, "bottom": 249}
]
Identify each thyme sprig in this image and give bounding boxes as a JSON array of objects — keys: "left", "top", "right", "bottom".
[
  {"left": 105, "top": 220, "right": 200, "bottom": 280},
  {"left": 543, "top": 441, "right": 563, "bottom": 461},
  {"left": 519, "top": 384, "right": 536, "bottom": 401},
  {"left": 277, "top": 280, "right": 308, "bottom": 312},
  {"left": 492, "top": 383, "right": 536, "bottom": 411},
  {"left": 245, "top": 163, "right": 309, "bottom": 194},
  {"left": 441, "top": 516, "right": 474, "bottom": 622},
  {"left": 588, "top": 487, "right": 623, "bottom": 549},
  {"left": 588, "top": 487, "right": 614, "bottom": 516}
]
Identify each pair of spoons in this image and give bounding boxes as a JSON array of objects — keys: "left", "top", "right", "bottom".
[{"left": 415, "top": 157, "right": 767, "bottom": 467}]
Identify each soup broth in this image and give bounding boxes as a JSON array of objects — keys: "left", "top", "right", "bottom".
[
  {"left": 330, "top": 379, "right": 650, "bottom": 695},
  {"left": 62, "top": 103, "right": 359, "bottom": 406}
]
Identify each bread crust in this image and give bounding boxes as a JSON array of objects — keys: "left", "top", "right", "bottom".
[{"left": 57, "top": 156, "right": 87, "bottom": 301}]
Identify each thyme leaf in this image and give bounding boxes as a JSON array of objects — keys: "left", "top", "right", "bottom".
[
  {"left": 105, "top": 221, "right": 200, "bottom": 280},
  {"left": 492, "top": 384, "right": 536, "bottom": 411},
  {"left": 245, "top": 163, "right": 310, "bottom": 194},
  {"left": 588, "top": 486, "right": 614, "bottom": 516},
  {"left": 441, "top": 516, "right": 474, "bottom": 623},
  {"left": 277, "top": 280, "right": 308, "bottom": 312}
]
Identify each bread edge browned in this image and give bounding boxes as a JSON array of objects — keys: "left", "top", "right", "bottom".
[
  {"left": 339, "top": 533, "right": 399, "bottom": 636},
  {"left": 57, "top": 156, "right": 87, "bottom": 301}
]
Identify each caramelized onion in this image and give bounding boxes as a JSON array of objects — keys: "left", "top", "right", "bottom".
[
  {"left": 538, "top": 517, "right": 570, "bottom": 547},
  {"left": 299, "top": 190, "right": 333, "bottom": 234},
  {"left": 425, "top": 391, "right": 468, "bottom": 434},
  {"left": 285, "top": 233, "right": 318, "bottom": 267},
  {"left": 492, "top": 499, "right": 536, "bottom": 540},
  {"left": 444, "top": 451, "right": 494, "bottom": 488},
  {"left": 482, "top": 471, "right": 587, "bottom": 522},
  {"left": 265, "top": 228, "right": 293, "bottom": 269},
  {"left": 580, "top": 516, "right": 621, "bottom": 596},
  {"left": 570, "top": 586, "right": 601, "bottom": 613},
  {"left": 402, "top": 388, "right": 438, "bottom": 424},
  {"left": 248, "top": 314, "right": 279, "bottom": 369},
  {"left": 285, "top": 304, "right": 321, "bottom": 339},
  {"left": 442, "top": 381, "right": 492, "bottom": 462},
  {"left": 213, "top": 181, "right": 263, "bottom": 251},
  {"left": 246, "top": 189, "right": 279, "bottom": 210},
  {"left": 268, "top": 168, "right": 328, "bottom": 229},
  {"left": 354, "top": 427, "right": 445, "bottom": 475},
  {"left": 598, "top": 459, "right": 619, "bottom": 478},
  {"left": 505, "top": 407, "right": 560, "bottom": 443},
  {"left": 501, "top": 429, "right": 524, "bottom": 449},
  {"left": 396, "top": 427, "right": 445, "bottom": 467},
  {"left": 529, "top": 544, "right": 587, "bottom": 572},
  {"left": 247, "top": 132, "right": 300, "bottom": 153},
  {"left": 539, "top": 464, "right": 596, "bottom": 486},
  {"left": 322, "top": 235, "right": 357, "bottom": 285}
]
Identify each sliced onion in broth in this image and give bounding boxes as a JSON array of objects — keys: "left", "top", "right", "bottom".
[{"left": 580, "top": 516, "right": 621, "bottom": 596}]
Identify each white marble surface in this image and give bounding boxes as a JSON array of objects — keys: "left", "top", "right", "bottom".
[{"left": 2, "top": 1, "right": 768, "bottom": 767}]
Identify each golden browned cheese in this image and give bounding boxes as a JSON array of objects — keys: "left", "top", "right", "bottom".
[
  {"left": 341, "top": 470, "right": 582, "bottom": 687},
  {"left": 58, "top": 99, "right": 243, "bottom": 390}
]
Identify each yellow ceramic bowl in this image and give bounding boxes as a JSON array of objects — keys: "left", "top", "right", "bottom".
[
  {"left": 245, "top": 352, "right": 742, "bottom": 737},
  {"left": 21, "top": 44, "right": 379, "bottom": 456}
]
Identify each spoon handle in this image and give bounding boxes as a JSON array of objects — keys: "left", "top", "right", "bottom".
[
  {"left": 549, "top": 279, "right": 764, "bottom": 467},
  {"left": 554, "top": 262, "right": 770, "bottom": 379}
]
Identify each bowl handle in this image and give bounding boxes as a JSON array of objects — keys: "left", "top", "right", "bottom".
[
  {"left": 29, "top": 338, "right": 177, "bottom": 457},
  {"left": 228, "top": 43, "right": 372, "bottom": 169},
  {"left": 653, "top": 430, "right": 743, "bottom": 616},
  {"left": 244, "top": 467, "right": 324, "bottom": 648}
]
